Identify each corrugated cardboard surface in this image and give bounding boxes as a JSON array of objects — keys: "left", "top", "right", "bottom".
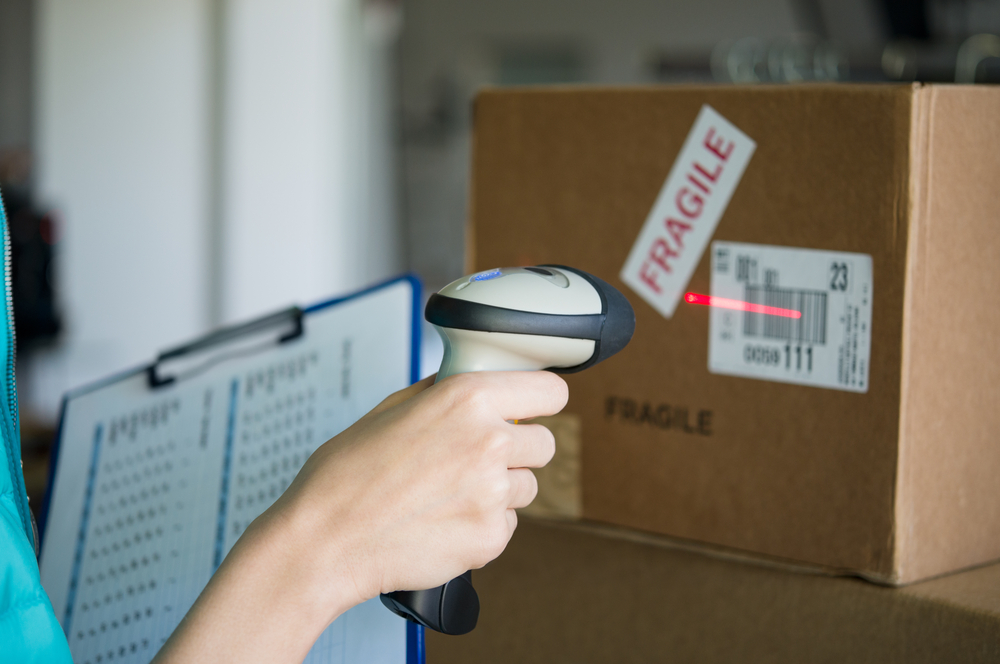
[
  {"left": 469, "top": 84, "right": 1000, "bottom": 584},
  {"left": 427, "top": 518, "right": 1000, "bottom": 663},
  {"left": 518, "top": 415, "right": 583, "bottom": 520},
  {"left": 896, "top": 86, "right": 1000, "bottom": 582}
]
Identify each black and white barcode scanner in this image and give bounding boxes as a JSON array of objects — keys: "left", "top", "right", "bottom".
[{"left": 380, "top": 265, "right": 635, "bottom": 635}]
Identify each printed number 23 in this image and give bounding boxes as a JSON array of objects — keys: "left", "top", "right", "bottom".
[{"left": 830, "top": 262, "right": 848, "bottom": 291}]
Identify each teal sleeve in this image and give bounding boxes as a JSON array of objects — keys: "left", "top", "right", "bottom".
[
  {"left": 0, "top": 186, "right": 73, "bottom": 661},
  {"left": 0, "top": 492, "right": 73, "bottom": 663}
]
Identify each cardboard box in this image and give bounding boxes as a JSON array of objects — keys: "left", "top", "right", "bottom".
[
  {"left": 427, "top": 518, "right": 1000, "bottom": 664},
  {"left": 469, "top": 84, "right": 1000, "bottom": 584}
]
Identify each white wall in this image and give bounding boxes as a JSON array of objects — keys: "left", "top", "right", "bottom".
[
  {"left": 223, "top": 0, "right": 345, "bottom": 322},
  {"left": 220, "top": 0, "right": 403, "bottom": 324},
  {"left": 28, "top": 0, "right": 402, "bottom": 419},
  {"left": 32, "top": 0, "right": 212, "bottom": 417}
]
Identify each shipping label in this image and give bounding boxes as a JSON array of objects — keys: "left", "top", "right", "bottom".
[
  {"left": 620, "top": 105, "right": 756, "bottom": 318},
  {"left": 706, "top": 242, "right": 873, "bottom": 392}
]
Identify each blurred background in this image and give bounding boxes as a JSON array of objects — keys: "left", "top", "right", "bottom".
[{"left": 1, "top": 0, "right": 999, "bottom": 511}]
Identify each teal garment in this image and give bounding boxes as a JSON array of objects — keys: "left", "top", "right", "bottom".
[{"left": 0, "top": 188, "right": 74, "bottom": 662}]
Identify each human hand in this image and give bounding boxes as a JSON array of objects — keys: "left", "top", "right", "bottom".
[
  {"left": 278, "top": 369, "right": 568, "bottom": 606},
  {"left": 154, "top": 370, "right": 567, "bottom": 664}
]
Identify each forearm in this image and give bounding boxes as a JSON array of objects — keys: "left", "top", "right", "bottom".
[{"left": 152, "top": 499, "right": 360, "bottom": 664}]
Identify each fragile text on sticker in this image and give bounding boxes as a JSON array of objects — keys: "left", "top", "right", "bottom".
[{"left": 620, "top": 106, "right": 755, "bottom": 318}]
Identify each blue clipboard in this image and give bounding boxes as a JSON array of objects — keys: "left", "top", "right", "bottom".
[{"left": 39, "top": 275, "right": 425, "bottom": 664}]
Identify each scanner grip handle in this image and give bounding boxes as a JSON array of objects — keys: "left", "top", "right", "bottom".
[{"left": 379, "top": 571, "right": 479, "bottom": 635}]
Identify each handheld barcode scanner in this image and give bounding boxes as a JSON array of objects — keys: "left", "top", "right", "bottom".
[{"left": 380, "top": 265, "right": 635, "bottom": 635}]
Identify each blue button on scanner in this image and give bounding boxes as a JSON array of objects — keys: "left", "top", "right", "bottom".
[{"left": 471, "top": 269, "right": 503, "bottom": 282}]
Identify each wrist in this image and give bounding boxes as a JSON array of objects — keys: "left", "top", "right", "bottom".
[
  {"left": 248, "top": 493, "right": 369, "bottom": 629},
  {"left": 153, "top": 493, "right": 366, "bottom": 663}
]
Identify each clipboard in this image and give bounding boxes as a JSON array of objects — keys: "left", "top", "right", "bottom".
[{"left": 38, "top": 275, "right": 425, "bottom": 664}]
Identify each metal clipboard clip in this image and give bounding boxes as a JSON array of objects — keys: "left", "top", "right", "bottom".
[{"left": 147, "top": 306, "right": 304, "bottom": 389}]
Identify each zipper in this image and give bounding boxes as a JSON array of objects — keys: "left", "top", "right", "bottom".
[
  {"left": 0, "top": 188, "right": 31, "bottom": 550},
  {"left": 1, "top": 190, "right": 17, "bottom": 436}
]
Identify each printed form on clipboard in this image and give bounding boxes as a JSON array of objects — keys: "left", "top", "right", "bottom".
[{"left": 38, "top": 276, "right": 425, "bottom": 664}]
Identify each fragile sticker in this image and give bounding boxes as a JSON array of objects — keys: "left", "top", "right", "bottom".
[
  {"left": 620, "top": 105, "right": 756, "bottom": 318},
  {"left": 705, "top": 242, "right": 873, "bottom": 393}
]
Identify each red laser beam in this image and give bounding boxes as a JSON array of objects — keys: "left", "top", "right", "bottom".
[{"left": 684, "top": 292, "right": 802, "bottom": 319}]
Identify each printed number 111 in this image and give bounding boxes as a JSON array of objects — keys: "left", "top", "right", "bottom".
[{"left": 785, "top": 344, "right": 813, "bottom": 372}]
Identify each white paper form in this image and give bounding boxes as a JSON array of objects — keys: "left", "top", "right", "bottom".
[{"left": 39, "top": 278, "right": 418, "bottom": 664}]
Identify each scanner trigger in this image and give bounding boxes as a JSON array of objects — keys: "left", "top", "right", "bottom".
[{"left": 380, "top": 571, "right": 479, "bottom": 636}]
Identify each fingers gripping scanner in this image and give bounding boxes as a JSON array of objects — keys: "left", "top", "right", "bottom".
[{"left": 380, "top": 265, "right": 635, "bottom": 635}]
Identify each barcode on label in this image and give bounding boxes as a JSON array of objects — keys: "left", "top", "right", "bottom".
[{"left": 742, "top": 285, "right": 828, "bottom": 345}]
